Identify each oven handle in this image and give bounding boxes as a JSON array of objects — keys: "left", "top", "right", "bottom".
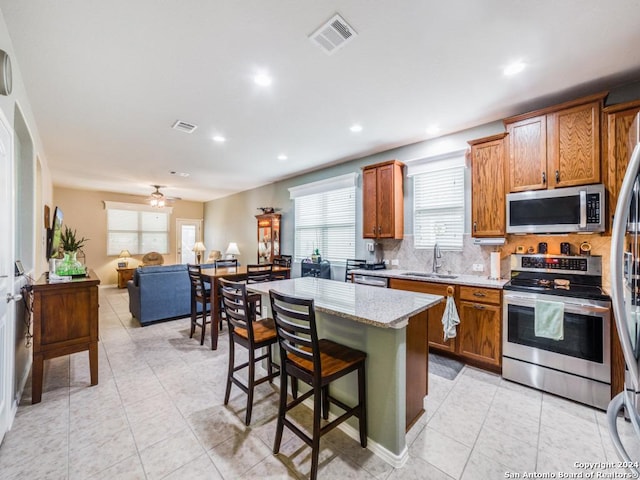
[{"left": 504, "top": 294, "right": 610, "bottom": 315}]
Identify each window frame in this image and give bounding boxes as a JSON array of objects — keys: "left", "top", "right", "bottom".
[{"left": 104, "top": 201, "right": 172, "bottom": 256}]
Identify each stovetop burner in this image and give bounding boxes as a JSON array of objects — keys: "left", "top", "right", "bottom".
[{"left": 505, "top": 254, "right": 609, "bottom": 301}]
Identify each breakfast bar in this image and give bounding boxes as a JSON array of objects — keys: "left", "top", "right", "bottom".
[{"left": 246, "top": 276, "right": 443, "bottom": 467}]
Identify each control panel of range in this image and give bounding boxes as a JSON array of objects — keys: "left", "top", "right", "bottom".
[{"left": 510, "top": 254, "right": 602, "bottom": 276}]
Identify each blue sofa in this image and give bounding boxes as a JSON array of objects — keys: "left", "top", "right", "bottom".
[{"left": 127, "top": 263, "right": 214, "bottom": 326}]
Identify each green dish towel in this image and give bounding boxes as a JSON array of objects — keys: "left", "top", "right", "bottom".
[{"left": 535, "top": 300, "right": 564, "bottom": 341}]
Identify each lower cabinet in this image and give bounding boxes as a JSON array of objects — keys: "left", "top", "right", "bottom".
[{"left": 389, "top": 278, "right": 502, "bottom": 372}]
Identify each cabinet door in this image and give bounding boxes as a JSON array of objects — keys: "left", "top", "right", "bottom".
[
  {"left": 376, "top": 164, "right": 396, "bottom": 238},
  {"left": 389, "top": 278, "right": 455, "bottom": 353},
  {"left": 507, "top": 115, "right": 547, "bottom": 192},
  {"left": 604, "top": 103, "right": 640, "bottom": 233},
  {"left": 471, "top": 137, "right": 506, "bottom": 237},
  {"left": 362, "top": 168, "right": 378, "bottom": 238},
  {"left": 458, "top": 300, "right": 501, "bottom": 368},
  {"left": 548, "top": 101, "right": 601, "bottom": 188}
]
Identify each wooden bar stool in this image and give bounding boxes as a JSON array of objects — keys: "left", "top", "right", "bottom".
[
  {"left": 219, "top": 278, "right": 280, "bottom": 425},
  {"left": 187, "top": 264, "right": 211, "bottom": 347},
  {"left": 269, "top": 290, "right": 367, "bottom": 480}
]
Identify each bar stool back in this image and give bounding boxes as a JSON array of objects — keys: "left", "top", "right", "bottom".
[
  {"left": 269, "top": 289, "right": 367, "bottom": 480},
  {"left": 219, "top": 278, "right": 280, "bottom": 425}
]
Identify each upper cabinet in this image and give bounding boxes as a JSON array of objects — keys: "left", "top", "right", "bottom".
[
  {"left": 362, "top": 160, "right": 405, "bottom": 239},
  {"left": 603, "top": 100, "right": 640, "bottom": 233},
  {"left": 468, "top": 133, "right": 508, "bottom": 237},
  {"left": 504, "top": 92, "right": 606, "bottom": 192}
]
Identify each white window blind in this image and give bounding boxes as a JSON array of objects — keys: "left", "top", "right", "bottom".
[
  {"left": 293, "top": 186, "right": 356, "bottom": 264},
  {"left": 413, "top": 166, "right": 465, "bottom": 250},
  {"left": 104, "top": 202, "right": 171, "bottom": 255}
]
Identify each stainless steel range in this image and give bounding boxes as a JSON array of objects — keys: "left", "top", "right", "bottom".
[{"left": 502, "top": 254, "right": 611, "bottom": 410}]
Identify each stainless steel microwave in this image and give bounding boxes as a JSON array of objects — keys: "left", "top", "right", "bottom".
[{"left": 506, "top": 184, "right": 605, "bottom": 234}]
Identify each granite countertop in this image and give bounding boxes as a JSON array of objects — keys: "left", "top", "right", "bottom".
[
  {"left": 246, "top": 277, "right": 443, "bottom": 329},
  {"left": 350, "top": 268, "right": 510, "bottom": 289}
]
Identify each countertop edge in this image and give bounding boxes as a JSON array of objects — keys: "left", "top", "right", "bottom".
[{"left": 351, "top": 269, "right": 509, "bottom": 289}]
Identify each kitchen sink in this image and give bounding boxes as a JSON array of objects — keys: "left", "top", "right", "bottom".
[{"left": 400, "top": 272, "right": 458, "bottom": 279}]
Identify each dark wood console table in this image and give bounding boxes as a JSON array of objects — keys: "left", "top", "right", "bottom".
[{"left": 31, "top": 271, "right": 100, "bottom": 403}]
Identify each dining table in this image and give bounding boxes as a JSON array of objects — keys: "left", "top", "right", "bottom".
[{"left": 199, "top": 265, "right": 291, "bottom": 349}]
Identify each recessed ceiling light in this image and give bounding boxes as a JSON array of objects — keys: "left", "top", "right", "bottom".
[
  {"left": 213, "top": 135, "right": 226, "bottom": 143},
  {"left": 277, "top": 154, "right": 288, "bottom": 161},
  {"left": 254, "top": 72, "right": 272, "bottom": 86},
  {"left": 426, "top": 125, "right": 441, "bottom": 135},
  {"left": 504, "top": 61, "right": 526, "bottom": 76},
  {"left": 350, "top": 124, "right": 363, "bottom": 133}
]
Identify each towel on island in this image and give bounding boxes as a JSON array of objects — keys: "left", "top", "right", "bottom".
[
  {"left": 441, "top": 295, "right": 460, "bottom": 341},
  {"left": 535, "top": 299, "right": 564, "bottom": 341}
]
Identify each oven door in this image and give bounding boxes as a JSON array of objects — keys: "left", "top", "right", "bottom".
[{"left": 503, "top": 291, "right": 611, "bottom": 383}]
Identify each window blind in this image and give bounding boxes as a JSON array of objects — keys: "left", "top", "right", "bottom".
[
  {"left": 413, "top": 166, "right": 465, "bottom": 250},
  {"left": 105, "top": 202, "right": 170, "bottom": 255},
  {"left": 294, "top": 186, "right": 356, "bottom": 264}
]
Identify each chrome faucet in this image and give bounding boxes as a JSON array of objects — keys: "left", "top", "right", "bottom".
[{"left": 432, "top": 243, "right": 442, "bottom": 273}]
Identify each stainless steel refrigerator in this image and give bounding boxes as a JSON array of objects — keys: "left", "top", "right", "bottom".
[{"left": 609, "top": 113, "right": 640, "bottom": 471}]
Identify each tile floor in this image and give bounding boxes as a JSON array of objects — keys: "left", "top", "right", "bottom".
[{"left": 0, "top": 285, "right": 639, "bottom": 479}]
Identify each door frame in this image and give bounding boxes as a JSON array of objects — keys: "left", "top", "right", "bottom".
[{"left": 175, "top": 218, "right": 203, "bottom": 264}]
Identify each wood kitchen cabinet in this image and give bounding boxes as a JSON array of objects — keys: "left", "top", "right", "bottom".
[
  {"left": 362, "top": 160, "right": 404, "bottom": 239},
  {"left": 389, "top": 278, "right": 455, "bottom": 353},
  {"left": 468, "top": 133, "right": 508, "bottom": 237},
  {"left": 504, "top": 92, "right": 606, "bottom": 192},
  {"left": 458, "top": 286, "right": 502, "bottom": 371},
  {"left": 603, "top": 101, "right": 640, "bottom": 233}
]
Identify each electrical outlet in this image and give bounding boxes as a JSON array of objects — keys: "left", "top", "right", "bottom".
[
  {"left": 391, "top": 259, "right": 399, "bottom": 266},
  {"left": 472, "top": 263, "right": 484, "bottom": 272}
]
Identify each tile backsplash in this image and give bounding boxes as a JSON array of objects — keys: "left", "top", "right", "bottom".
[{"left": 378, "top": 233, "right": 612, "bottom": 290}]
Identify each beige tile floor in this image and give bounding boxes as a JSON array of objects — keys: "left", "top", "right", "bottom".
[{"left": 0, "top": 285, "right": 639, "bottom": 479}]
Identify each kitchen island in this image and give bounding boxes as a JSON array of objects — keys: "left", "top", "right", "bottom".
[{"left": 246, "top": 277, "right": 443, "bottom": 467}]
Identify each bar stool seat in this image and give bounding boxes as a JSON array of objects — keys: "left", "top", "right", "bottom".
[{"left": 269, "top": 289, "right": 367, "bottom": 480}]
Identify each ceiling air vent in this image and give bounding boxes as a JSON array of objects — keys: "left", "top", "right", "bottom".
[
  {"left": 172, "top": 120, "right": 198, "bottom": 134},
  {"left": 309, "top": 14, "right": 357, "bottom": 55}
]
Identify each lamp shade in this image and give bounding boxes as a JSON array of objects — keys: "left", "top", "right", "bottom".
[
  {"left": 225, "top": 242, "right": 241, "bottom": 256},
  {"left": 192, "top": 241, "right": 206, "bottom": 253},
  {"left": 118, "top": 250, "right": 131, "bottom": 258}
]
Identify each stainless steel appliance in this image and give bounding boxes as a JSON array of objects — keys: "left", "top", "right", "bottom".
[
  {"left": 609, "top": 116, "right": 640, "bottom": 470},
  {"left": 352, "top": 274, "right": 388, "bottom": 287},
  {"left": 503, "top": 254, "right": 611, "bottom": 410},
  {"left": 506, "top": 184, "right": 605, "bottom": 234}
]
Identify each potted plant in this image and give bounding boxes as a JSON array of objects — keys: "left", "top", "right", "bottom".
[
  {"left": 311, "top": 248, "right": 321, "bottom": 264},
  {"left": 56, "top": 226, "right": 89, "bottom": 275}
]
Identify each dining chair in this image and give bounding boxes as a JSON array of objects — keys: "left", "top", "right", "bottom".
[
  {"left": 246, "top": 264, "right": 273, "bottom": 315},
  {"left": 272, "top": 256, "right": 291, "bottom": 280},
  {"left": 187, "top": 264, "right": 212, "bottom": 347},
  {"left": 345, "top": 258, "right": 366, "bottom": 282},
  {"left": 269, "top": 289, "right": 367, "bottom": 480},
  {"left": 215, "top": 258, "right": 239, "bottom": 268},
  {"left": 219, "top": 278, "right": 280, "bottom": 425}
]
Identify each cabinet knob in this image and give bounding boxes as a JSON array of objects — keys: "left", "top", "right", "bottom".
[
  {"left": 473, "top": 222, "right": 477, "bottom": 232},
  {"left": 373, "top": 227, "right": 376, "bottom": 235},
  {"left": 473, "top": 304, "right": 486, "bottom": 310},
  {"left": 555, "top": 170, "right": 560, "bottom": 183},
  {"left": 542, "top": 171, "right": 546, "bottom": 184},
  {"left": 473, "top": 292, "right": 486, "bottom": 297},
  {"left": 378, "top": 226, "right": 381, "bottom": 234}
]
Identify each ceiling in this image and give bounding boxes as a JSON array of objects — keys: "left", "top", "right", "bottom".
[{"left": 2, "top": 1, "right": 640, "bottom": 202}]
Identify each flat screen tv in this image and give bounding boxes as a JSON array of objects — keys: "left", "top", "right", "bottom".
[{"left": 48, "top": 206, "right": 63, "bottom": 259}]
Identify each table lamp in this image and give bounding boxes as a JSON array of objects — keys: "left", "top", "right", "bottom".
[
  {"left": 192, "top": 241, "right": 206, "bottom": 264},
  {"left": 118, "top": 249, "right": 131, "bottom": 267},
  {"left": 225, "top": 242, "right": 240, "bottom": 259}
]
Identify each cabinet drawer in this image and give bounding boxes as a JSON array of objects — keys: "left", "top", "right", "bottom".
[{"left": 459, "top": 286, "right": 501, "bottom": 305}]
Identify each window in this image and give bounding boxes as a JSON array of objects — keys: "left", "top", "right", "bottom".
[
  {"left": 411, "top": 154, "right": 465, "bottom": 250},
  {"left": 104, "top": 202, "right": 172, "bottom": 255},
  {"left": 289, "top": 173, "right": 357, "bottom": 264}
]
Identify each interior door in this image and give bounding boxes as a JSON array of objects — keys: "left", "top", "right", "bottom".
[
  {"left": 0, "top": 110, "right": 15, "bottom": 442},
  {"left": 176, "top": 219, "right": 202, "bottom": 264}
]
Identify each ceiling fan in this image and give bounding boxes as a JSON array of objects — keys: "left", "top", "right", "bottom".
[{"left": 147, "top": 185, "right": 181, "bottom": 207}]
